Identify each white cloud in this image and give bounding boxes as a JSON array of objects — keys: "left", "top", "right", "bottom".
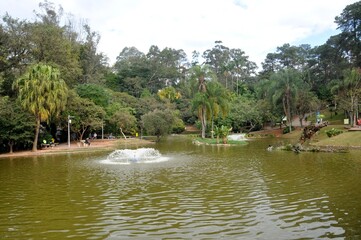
[{"left": 0, "top": 0, "right": 358, "bottom": 68}]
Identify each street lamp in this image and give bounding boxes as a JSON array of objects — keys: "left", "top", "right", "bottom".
[{"left": 67, "top": 115, "right": 74, "bottom": 147}]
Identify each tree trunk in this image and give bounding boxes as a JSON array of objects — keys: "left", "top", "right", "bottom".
[
  {"left": 8, "top": 141, "right": 14, "bottom": 154},
  {"left": 353, "top": 97, "right": 358, "bottom": 127},
  {"left": 119, "top": 127, "right": 127, "bottom": 139},
  {"left": 33, "top": 117, "right": 40, "bottom": 152},
  {"left": 351, "top": 96, "right": 355, "bottom": 127},
  {"left": 286, "top": 89, "right": 292, "bottom": 133},
  {"left": 201, "top": 106, "right": 207, "bottom": 138},
  {"left": 282, "top": 96, "right": 292, "bottom": 133},
  {"left": 299, "top": 115, "right": 304, "bottom": 128}
]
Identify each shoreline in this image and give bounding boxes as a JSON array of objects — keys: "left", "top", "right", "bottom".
[{"left": 0, "top": 138, "right": 154, "bottom": 159}]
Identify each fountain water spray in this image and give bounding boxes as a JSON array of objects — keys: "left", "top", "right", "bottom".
[{"left": 102, "top": 148, "right": 168, "bottom": 164}]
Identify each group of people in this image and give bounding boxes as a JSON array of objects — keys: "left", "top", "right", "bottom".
[
  {"left": 83, "top": 132, "right": 97, "bottom": 146},
  {"left": 88, "top": 132, "right": 97, "bottom": 140}
]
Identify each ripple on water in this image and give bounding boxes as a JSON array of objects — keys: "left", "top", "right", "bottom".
[{"left": 1, "top": 141, "right": 360, "bottom": 239}]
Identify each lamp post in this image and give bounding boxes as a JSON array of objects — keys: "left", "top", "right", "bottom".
[{"left": 67, "top": 115, "right": 74, "bottom": 147}]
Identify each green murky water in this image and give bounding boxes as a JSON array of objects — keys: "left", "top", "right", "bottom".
[{"left": 1, "top": 136, "right": 361, "bottom": 239}]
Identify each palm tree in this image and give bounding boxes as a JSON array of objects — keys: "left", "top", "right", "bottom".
[
  {"left": 190, "top": 64, "right": 215, "bottom": 138},
  {"left": 192, "top": 92, "right": 211, "bottom": 138},
  {"left": 13, "top": 63, "right": 68, "bottom": 152},
  {"left": 207, "top": 81, "right": 230, "bottom": 138},
  {"left": 269, "top": 68, "right": 302, "bottom": 133},
  {"left": 330, "top": 68, "right": 361, "bottom": 126}
]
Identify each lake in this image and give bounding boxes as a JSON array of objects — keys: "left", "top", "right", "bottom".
[{"left": 1, "top": 135, "right": 360, "bottom": 239}]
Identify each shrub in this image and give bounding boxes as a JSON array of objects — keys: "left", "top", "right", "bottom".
[
  {"left": 172, "top": 118, "right": 185, "bottom": 134},
  {"left": 325, "top": 128, "right": 343, "bottom": 138},
  {"left": 283, "top": 126, "right": 295, "bottom": 134}
]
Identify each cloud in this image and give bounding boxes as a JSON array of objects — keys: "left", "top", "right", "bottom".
[{"left": 0, "top": 0, "right": 358, "bottom": 68}]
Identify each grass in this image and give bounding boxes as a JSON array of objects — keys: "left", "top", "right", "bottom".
[
  {"left": 283, "top": 123, "right": 361, "bottom": 150},
  {"left": 303, "top": 110, "right": 361, "bottom": 148},
  {"left": 193, "top": 137, "right": 248, "bottom": 145},
  {"left": 311, "top": 128, "right": 361, "bottom": 147},
  {"left": 308, "top": 109, "right": 344, "bottom": 125}
]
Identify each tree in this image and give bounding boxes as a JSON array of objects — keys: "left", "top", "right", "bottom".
[
  {"left": 64, "top": 90, "right": 105, "bottom": 140},
  {"left": 76, "top": 83, "right": 110, "bottom": 108},
  {"left": 295, "top": 86, "right": 320, "bottom": 127},
  {"left": 269, "top": 68, "right": 302, "bottom": 132},
  {"left": 202, "top": 41, "right": 230, "bottom": 86},
  {"left": 78, "top": 24, "right": 108, "bottom": 84},
  {"left": 218, "top": 125, "right": 232, "bottom": 144},
  {"left": 227, "top": 94, "right": 263, "bottom": 133},
  {"left": 109, "top": 111, "right": 137, "bottom": 139},
  {"left": 207, "top": 80, "right": 229, "bottom": 138},
  {"left": 260, "top": 43, "right": 312, "bottom": 77},
  {"left": 0, "top": 96, "right": 34, "bottom": 153},
  {"left": 0, "top": 14, "right": 32, "bottom": 96},
  {"left": 145, "top": 45, "right": 187, "bottom": 92},
  {"left": 30, "top": 1, "right": 82, "bottom": 87},
  {"left": 229, "top": 48, "right": 257, "bottom": 94},
  {"left": 13, "top": 63, "right": 68, "bottom": 152},
  {"left": 335, "top": 1, "right": 361, "bottom": 67},
  {"left": 141, "top": 109, "right": 176, "bottom": 142},
  {"left": 189, "top": 64, "right": 216, "bottom": 138},
  {"left": 157, "top": 86, "right": 181, "bottom": 102},
  {"left": 330, "top": 68, "right": 361, "bottom": 126},
  {"left": 308, "top": 38, "right": 348, "bottom": 99},
  {"left": 112, "top": 47, "right": 149, "bottom": 96}
]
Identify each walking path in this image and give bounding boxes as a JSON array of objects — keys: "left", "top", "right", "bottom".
[{"left": 0, "top": 138, "right": 153, "bottom": 158}]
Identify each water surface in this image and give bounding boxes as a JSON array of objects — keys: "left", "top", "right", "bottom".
[{"left": 1, "top": 136, "right": 360, "bottom": 239}]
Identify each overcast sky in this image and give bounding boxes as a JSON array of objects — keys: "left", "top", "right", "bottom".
[{"left": 0, "top": 0, "right": 358, "bottom": 68}]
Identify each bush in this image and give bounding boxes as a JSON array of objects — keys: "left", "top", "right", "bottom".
[
  {"left": 282, "top": 126, "right": 295, "bottom": 134},
  {"left": 325, "top": 128, "right": 343, "bottom": 138},
  {"left": 172, "top": 118, "right": 185, "bottom": 134}
]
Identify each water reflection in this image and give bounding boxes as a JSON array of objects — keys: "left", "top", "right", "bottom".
[{"left": 0, "top": 136, "right": 361, "bottom": 239}]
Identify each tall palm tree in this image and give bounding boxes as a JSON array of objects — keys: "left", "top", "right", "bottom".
[
  {"left": 13, "top": 63, "right": 68, "bottom": 152},
  {"left": 330, "top": 68, "right": 361, "bottom": 126},
  {"left": 269, "top": 68, "right": 302, "bottom": 133},
  {"left": 207, "top": 81, "right": 230, "bottom": 138},
  {"left": 190, "top": 64, "right": 216, "bottom": 138},
  {"left": 192, "top": 92, "right": 211, "bottom": 138}
]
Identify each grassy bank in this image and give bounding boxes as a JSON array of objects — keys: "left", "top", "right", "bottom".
[
  {"left": 192, "top": 137, "right": 248, "bottom": 146},
  {"left": 309, "top": 125, "right": 361, "bottom": 148}
]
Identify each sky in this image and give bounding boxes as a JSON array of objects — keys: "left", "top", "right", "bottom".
[{"left": 0, "top": 0, "right": 359, "bottom": 69}]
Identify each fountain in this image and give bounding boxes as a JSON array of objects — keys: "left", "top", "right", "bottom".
[
  {"left": 228, "top": 133, "right": 247, "bottom": 141},
  {"left": 102, "top": 148, "right": 168, "bottom": 164}
]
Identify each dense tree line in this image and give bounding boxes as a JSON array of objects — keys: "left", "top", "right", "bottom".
[{"left": 1, "top": 1, "right": 361, "bottom": 153}]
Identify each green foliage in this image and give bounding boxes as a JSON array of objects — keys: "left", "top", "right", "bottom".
[
  {"left": 172, "top": 118, "right": 185, "bottom": 134},
  {"left": 269, "top": 68, "right": 302, "bottom": 129},
  {"left": 0, "top": 96, "right": 34, "bottom": 153},
  {"left": 330, "top": 68, "right": 361, "bottom": 126},
  {"left": 3, "top": 1, "right": 361, "bottom": 153},
  {"left": 29, "top": 21, "right": 82, "bottom": 87},
  {"left": 64, "top": 90, "right": 106, "bottom": 140},
  {"left": 213, "top": 125, "right": 232, "bottom": 143},
  {"left": 325, "top": 128, "right": 343, "bottom": 138},
  {"left": 76, "top": 84, "right": 110, "bottom": 108},
  {"left": 13, "top": 63, "right": 68, "bottom": 151},
  {"left": 335, "top": 1, "right": 361, "bottom": 67},
  {"left": 78, "top": 24, "right": 107, "bottom": 85},
  {"left": 282, "top": 126, "right": 295, "bottom": 134},
  {"left": 158, "top": 86, "right": 181, "bottom": 102},
  {"left": 109, "top": 110, "right": 137, "bottom": 136},
  {"left": 226, "top": 94, "right": 262, "bottom": 132},
  {"left": 141, "top": 109, "right": 177, "bottom": 141}
]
